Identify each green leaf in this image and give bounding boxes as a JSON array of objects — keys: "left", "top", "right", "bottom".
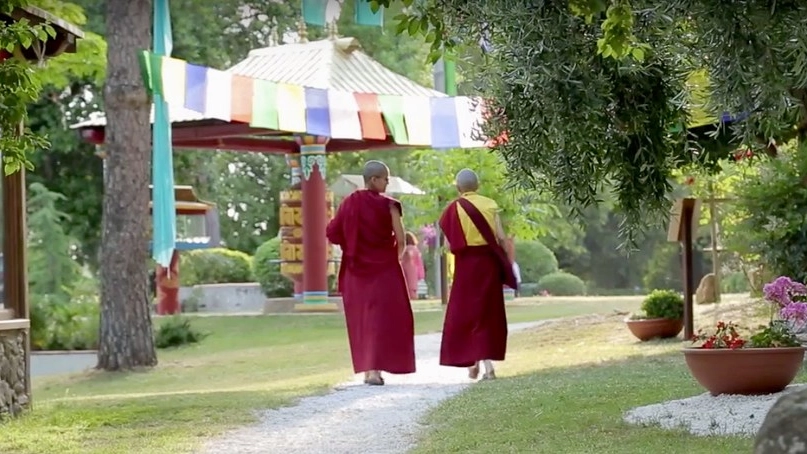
[
  {"left": 631, "top": 47, "right": 645, "bottom": 62},
  {"left": 407, "top": 17, "right": 419, "bottom": 36}
]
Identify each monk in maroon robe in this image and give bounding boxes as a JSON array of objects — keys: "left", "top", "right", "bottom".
[
  {"left": 326, "top": 161, "right": 416, "bottom": 385},
  {"left": 438, "top": 168, "right": 516, "bottom": 380}
]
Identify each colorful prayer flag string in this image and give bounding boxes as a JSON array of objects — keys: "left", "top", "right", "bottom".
[{"left": 138, "top": 51, "right": 488, "bottom": 149}]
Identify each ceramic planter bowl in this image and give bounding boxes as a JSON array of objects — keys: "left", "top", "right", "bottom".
[
  {"left": 625, "top": 318, "right": 684, "bottom": 341},
  {"left": 683, "top": 347, "right": 806, "bottom": 396}
]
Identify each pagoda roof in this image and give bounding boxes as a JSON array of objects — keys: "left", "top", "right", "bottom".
[{"left": 230, "top": 37, "right": 444, "bottom": 97}]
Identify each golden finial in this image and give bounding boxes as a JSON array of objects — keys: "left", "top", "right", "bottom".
[{"left": 297, "top": 18, "right": 308, "bottom": 43}]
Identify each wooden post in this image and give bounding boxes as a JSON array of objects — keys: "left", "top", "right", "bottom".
[
  {"left": 681, "top": 199, "right": 695, "bottom": 339},
  {"left": 667, "top": 198, "right": 700, "bottom": 340}
]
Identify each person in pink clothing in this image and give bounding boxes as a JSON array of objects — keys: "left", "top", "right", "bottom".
[{"left": 401, "top": 231, "right": 425, "bottom": 299}]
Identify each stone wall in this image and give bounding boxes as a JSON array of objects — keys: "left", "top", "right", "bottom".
[
  {"left": 179, "top": 283, "right": 267, "bottom": 313},
  {"left": 0, "top": 329, "right": 28, "bottom": 418}
]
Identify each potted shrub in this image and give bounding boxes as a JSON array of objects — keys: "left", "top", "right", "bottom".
[
  {"left": 683, "top": 276, "right": 807, "bottom": 396},
  {"left": 626, "top": 289, "right": 685, "bottom": 341}
]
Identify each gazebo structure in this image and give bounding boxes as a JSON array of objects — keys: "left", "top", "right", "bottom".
[
  {"left": 72, "top": 35, "right": 486, "bottom": 312},
  {"left": 0, "top": 6, "right": 84, "bottom": 417}
]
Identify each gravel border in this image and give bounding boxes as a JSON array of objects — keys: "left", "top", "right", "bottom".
[
  {"left": 198, "top": 321, "right": 549, "bottom": 454},
  {"left": 623, "top": 384, "right": 806, "bottom": 436}
]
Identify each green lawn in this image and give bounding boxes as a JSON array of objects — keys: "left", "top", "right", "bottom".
[
  {"left": 1, "top": 300, "right": 640, "bottom": 454},
  {"left": 412, "top": 313, "right": 773, "bottom": 454}
]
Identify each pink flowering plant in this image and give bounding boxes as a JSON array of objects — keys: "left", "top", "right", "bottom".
[{"left": 692, "top": 275, "right": 804, "bottom": 349}]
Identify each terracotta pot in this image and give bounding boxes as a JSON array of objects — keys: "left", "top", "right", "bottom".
[
  {"left": 625, "top": 318, "right": 684, "bottom": 341},
  {"left": 683, "top": 347, "right": 806, "bottom": 396}
]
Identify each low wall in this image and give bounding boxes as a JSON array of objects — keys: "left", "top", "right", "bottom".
[
  {"left": 180, "top": 283, "right": 266, "bottom": 313},
  {"left": 0, "top": 319, "right": 29, "bottom": 418}
]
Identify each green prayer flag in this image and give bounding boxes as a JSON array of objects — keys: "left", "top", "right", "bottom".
[
  {"left": 251, "top": 79, "right": 279, "bottom": 130},
  {"left": 354, "top": 0, "right": 384, "bottom": 27},
  {"left": 147, "top": 53, "right": 165, "bottom": 97},
  {"left": 302, "top": 0, "right": 327, "bottom": 26},
  {"left": 378, "top": 95, "right": 408, "bottom": 144},
  {"left": 138, "top": 50, "right": 153, "bottom": 93}
]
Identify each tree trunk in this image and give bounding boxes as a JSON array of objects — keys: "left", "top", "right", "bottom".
[{"left": 97, "top": 0, "right": 157, "bottom": 370}]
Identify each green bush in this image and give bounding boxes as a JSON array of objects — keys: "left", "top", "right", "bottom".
[
  {"left": 514, "top": 239, "right": 559, "bottom": 282},
  {"left": 537, "top": 271, "right": 586, "bottom": 296},
  {"left": 727, "top": 143, "right": 807, "bottom": 282},
  {"left": 154, "top": 316, "right": 208, "bottom": 349},
  {"left": 180, "top": 248, "right": 253, "bottom": 286},
  {"left": 30, "top": 289, "right": 100, "bottom": 351},
  {"left": 641, "top": 289, "right": 684, "bottom": 320},
  {"left": 253, "top": 237, "right": 294, "bottom": 297}
]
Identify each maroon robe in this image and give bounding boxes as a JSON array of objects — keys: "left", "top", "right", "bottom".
[
  {"left": 438, "top": 198, "right": 509, "bottom": 368},
  {"left": 326, "top": 190, "right": 416, "bottom": 375}
]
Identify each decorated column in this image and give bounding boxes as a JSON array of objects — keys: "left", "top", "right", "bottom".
[{"left": 298, "top": 136, "right": 330, "bottom": 308}]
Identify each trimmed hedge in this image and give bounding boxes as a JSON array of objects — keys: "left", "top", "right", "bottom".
[
  {"left": 537, "top": 271, "right": 586, "bottom": 296},
  {"left": 180, "top": 248, "right": 253, "bottom": 286},
  {"left": 514, "top": 240, "right": 559, "bottom": 282}
]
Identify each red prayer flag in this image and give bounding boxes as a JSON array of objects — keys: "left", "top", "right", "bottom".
[
  {"left": 230, "top": 75, "right": 254, "bottom": 123},
  {"left": 354, "top": 93, "right": 387, "bottom": 140}
]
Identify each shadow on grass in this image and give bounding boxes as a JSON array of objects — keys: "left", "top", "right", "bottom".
[{"left": 413, "top": 349, "right": 791, "bottom": 454}]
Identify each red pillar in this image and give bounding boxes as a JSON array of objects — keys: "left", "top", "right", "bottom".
[
  {"left": 156, "top": 249, "right": 180, "bottom": 314},
  {"left": 298, "top": 136, "right": 329, "bottom": 306}
]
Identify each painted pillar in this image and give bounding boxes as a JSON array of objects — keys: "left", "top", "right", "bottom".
[
  {"left": 298, "top": 136, "right": 329, "bottom": 306},
  {"left": 156, "top": 249, "right": 180, "bottom": 314}
]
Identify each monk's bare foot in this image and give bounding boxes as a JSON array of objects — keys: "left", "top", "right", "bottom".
[
  {"left": 468, "top": 362, "right": 480, "bottom": 380},
  {"left": 366, "top": 371, "right": 384, "bottom": 386},
  {"left": 482, "top": 370, "right": 497, "bottom": 380},
  {"left": 363, "top": 372, "right": 371, "bottom": 384}
]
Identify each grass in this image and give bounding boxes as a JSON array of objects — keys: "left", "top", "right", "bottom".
[
  {"left": 412, "top": 301, "right": 785, "bottom": 454},
  {"left": 0, "top": 299, "right": 640, "bottom": 454}
]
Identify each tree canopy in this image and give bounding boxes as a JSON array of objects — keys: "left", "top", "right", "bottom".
[{"left": 373, "top": 0, "right": 807, "bottom": 242}]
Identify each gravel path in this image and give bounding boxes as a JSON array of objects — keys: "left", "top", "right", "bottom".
[
  {"left": 624, "top": 384, "right": 807, "bottom": 436},
  {"left": 198, "top": 321, "right": 550, "bottom": 454}
]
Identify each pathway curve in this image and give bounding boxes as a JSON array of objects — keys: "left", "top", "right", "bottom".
[{"left": 198, "top": 321, "right": 551, "bottom": 454}]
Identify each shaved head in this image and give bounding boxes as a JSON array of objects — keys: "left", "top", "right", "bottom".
[
  {"left": 363, "top": 160, "right": 390, "bottom": 193},
  {"left": 455, "top": 168, "right": 479, "bottom": 193},
  {"left": 363, "top": 160, "right": 389, "bottom": 183}
]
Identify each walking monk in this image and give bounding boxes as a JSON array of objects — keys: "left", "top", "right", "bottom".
[
  {"left": 326, "top": 161, "right": 416, "bottom": 385},
  {"left": 438, "top": 169, "right": 517, "bottom": 380}
]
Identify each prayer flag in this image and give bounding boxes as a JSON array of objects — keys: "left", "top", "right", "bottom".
[
  {"left": 302, "top": 0, "right": 328, "bottom": 26},
  {"left": 277, "top": 83, "right": 307, "bottom": 132},
  {"left": 184, "top": 63, "right": 207, "bottom": 113},
  {"left": 354, "top": 0, "right": 384, "bottom": 27},
  {"left": 251, "top": 79, "right": 279, "bottom": 129},
  {"left": 161, "top": 57, "right": 186, "bottom": 107},
  {"left": 354, "top": 93, "right": 386, "bottom": 140},
  {"left": 230, "top": 75, "right": 254, "bottom": 123},
  {"left": 151, "top": 0, "right": 177, "bottom": 269},
  {"left": 305, "top": 87, "right": 331, "bottom": 137},
  {"left": 430, "top": 97, "right": 460, "bottom": 148},
  {"left": 378, "top": 94, "right": 408, "bottom": 144},
  {"left": 327, "top": 90, "right": 363, "bottom": 140},
  {"left": 403, "top": 96, "right": 432, "bottom": 145},
  {"left": 204, "top": 68, "right": 232, "bottom": 121},
  {"left": 455, "top": 96, "right": 487, "bottom": 148}
]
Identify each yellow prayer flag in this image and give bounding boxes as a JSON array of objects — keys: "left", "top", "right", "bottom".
[
  {"left": 276, "top": 83, "right": 307, "bottom": 133},
  {"left": 160, "top": 57, "right": 187, "bottom": 107}
]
